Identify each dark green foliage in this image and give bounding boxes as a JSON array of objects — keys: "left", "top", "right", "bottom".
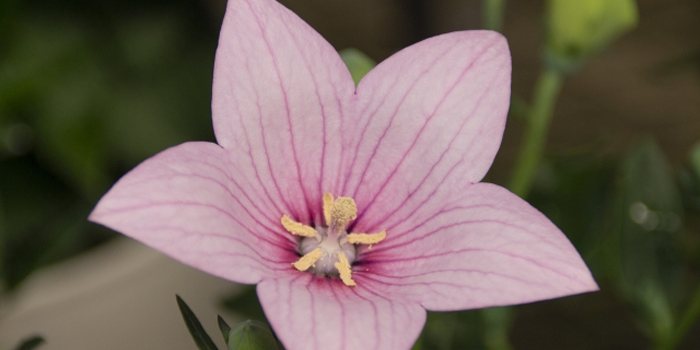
[
  {"left": 221, "top": 286, "right": 268, "bottom": 324},
  {"left": 218, "top": 315, "right": 232, "bottom": 344},
  {"left": 176, "top": 295, "right": 220, "bottom": 350},
  {"left": 0, "top": 0, "right": 219, "bottom": 291},
  {"left": 13, "top": 335, "right": 45, "bottom": 350}
]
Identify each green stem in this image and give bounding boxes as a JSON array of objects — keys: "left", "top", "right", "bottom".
[
  {"left": 656, "top": 283, "right": 700, "bottom": 350},
  {"left": 482, "top": 307, "right": 514, "bottom": 350},
  {"left": 483, "top": 0, "right": 506, "bottom": 31},
  {"left": 508, "top": 67, "right": 564, "bottom": 198}
]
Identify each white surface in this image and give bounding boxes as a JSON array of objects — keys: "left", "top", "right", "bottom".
[{"left": 0, "top": 238, "right": 244, "bottom": 350}]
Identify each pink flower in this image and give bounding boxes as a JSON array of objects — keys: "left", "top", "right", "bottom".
[{"left": 90, "top": 0, "right": 598, "bottom": 349}]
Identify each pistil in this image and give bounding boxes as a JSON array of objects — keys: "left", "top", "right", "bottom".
[{"left": 327, "top": 197, "right": 357, "bottom": 236}]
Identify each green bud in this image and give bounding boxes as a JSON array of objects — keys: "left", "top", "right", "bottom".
[
  {"left": 227, "top": 320, "right": 279, "bottom": 350},
  {"left": 546, "top": 0, "right": 638, "bottom": 69},
  {"left": 339, "top": 48, "right": 376, "bottom": 87}
]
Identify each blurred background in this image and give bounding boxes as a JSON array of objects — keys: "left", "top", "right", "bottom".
[{"left": 0, "top": 0, "right": 699, "bottom": 349}]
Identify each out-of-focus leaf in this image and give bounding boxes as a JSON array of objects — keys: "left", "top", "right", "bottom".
[
  {"left": 116, "top": 14, "right": 181, "bottom": 71},
  {"left": 1, "top": 19, "right": 111, "bottom": 198},
  {"left": 509, "top": 95, "right": 529, "bottom": 121},
  {"left": 681, "top": 143, "right": 700, "bottom": 213},
  {"left": 420, "top": 311, "right": 483, "bottom": 350},
  {"left": 218, "top": 315, "right": 232, "bottom": 344},
  {"left": 605, "top": 139, "right": 684, "bottom": 342},
  {"left": 222, "top": 286, "right": 267, "bottom": 324},
  {"left": 638, "top": 283, "right": 674, "bottom": 345},
  {"left": 176, "top": 295, "right": 220, "bottom": 350},
  {"left": 482, "top": 307, "right": 514, "bottom": 350},
  {"left": 13, "top": 335, "right": 45, "bottom": 350},
  {"left": 691, "top": 142, "right": 700, "bottom": 181},
  {"left": 660, "top": 283, "right": 700, "bottom": 350},
  {"left": 529, "top": 153, "right": 615, "bottom": 257},
  {"left": 482, "top": 0, "right": 506, "bottom": 31},
  {"left": 227, "top": 320, "right": 279, "bottom": 350},
  {"left": 105, "top": 11, "right": 215, "bottom": 166},
  {"left": 411, "top": 334, "right": 423, "bottom": 350},
  {"left": 1, "top": 11, "right": 215, "bottom": 199},
  {"left": 339, "top": 48, "right": 376, "bottom": 87},
  {"left": 650, "top": 49, "right": 700, "bottom": 81},
  {"left": 0, "top": 154, "right": 112, "bottom": 289}
]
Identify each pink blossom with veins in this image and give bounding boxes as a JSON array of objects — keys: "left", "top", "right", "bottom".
[{"left": 89, "top": 0, "right": 598, "bottom": 348}]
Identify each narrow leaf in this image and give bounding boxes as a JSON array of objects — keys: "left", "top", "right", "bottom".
[
  {"left": 176, "top": 295, "right": 219, "bottom": 350},
  {"left": 218, "top": 315, "right": 232, "bottom": 344},
  {"left": 13, "top": 335, "right": 45, "bottom": 350}
]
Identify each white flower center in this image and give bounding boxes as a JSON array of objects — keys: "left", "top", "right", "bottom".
[{"left": 299, "top": 228, "right": 356, "bottom": 275}]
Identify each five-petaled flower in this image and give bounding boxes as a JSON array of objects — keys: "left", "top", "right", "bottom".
[{"left": 90, "top": 0, "right": 598, "bottom": 349}]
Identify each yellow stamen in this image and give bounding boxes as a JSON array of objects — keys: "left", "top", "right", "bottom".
[
  {"left": 323, "top": 193, "right": 334, "bottom": 226},
  {"left": 329, "top": 196, "right": 357, "bottom": 231},
  {"left": 281, "top": 215, "right": 316, "bottom": 237},
  {"left": 292, "top": 248, "right": 324, "bottom": 271},
  {"left": 347, "top": 230, "right": 387, "bottom": 249},
  {"left": 281, "top": 193, "right": 386, "bottom": 288},
  {"left": 334, "top": 252, "right": 356, "bottom": 287}
]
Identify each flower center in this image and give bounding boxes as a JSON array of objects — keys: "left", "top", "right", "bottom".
[
  {"left": 298, "top": 228, "right": 357, "bottom": 275},
  {"left": 280, "top": 193, "right": 387, "bottom": 287}
]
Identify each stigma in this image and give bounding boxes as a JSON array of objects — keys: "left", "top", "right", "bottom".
[{"left": 281, "top": 193, "right": 387, "bottom": 287}]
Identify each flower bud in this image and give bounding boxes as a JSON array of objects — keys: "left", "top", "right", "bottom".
[
  {"left": 339, "top": 48, "right": 376, "bottom": 87},
  {"left": 546, "top": 0, "right": 638, "bottom": 68},
  {"left": 227, "top": 320, "right": 279, "bottom": 350}
]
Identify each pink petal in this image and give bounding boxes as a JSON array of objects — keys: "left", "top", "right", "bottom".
[
  {"left": 357, "top": 183, "right": 598, "bottom": 311},
  {"left": 257, "top": 274, "right": 426, "bottom": 350},
  {"left": 340, "top": 31, "right": 511, "bottom": 233},
  {"left": 89, "top": 142, "right": 297, "bottom": 284},
  {"left": 212, "top": 0, "right": 356, "bottom": 224}
]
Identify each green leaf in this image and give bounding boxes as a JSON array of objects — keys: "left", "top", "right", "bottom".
[
  {"left": 690, "top": 141, "right": 700, "bottom": 181},
  {"left": 227, "top": 320, "right": 279, "bottom": 350},
  {"left": 339, "top": 48, "right": 376, "bottom": 87},
  {"left": 528, "top": 153, "right": 615, "bottom": 256},
  {"left": 419, "top": 310, "right": 483, "bottom": 350},
  {"left": 176, "top": 295, "right": 219, "bottom": 350},
  {"left": 221, "top": 286, "right": 267, "bottom": 323},
  {"left": 0, "top": 155, "right": 113, "bottom": 290},
  {"left": 411, "top": 333, "right": 423, "bottom": 350},
  {"left": 637, "top": 283, "right": 674, "bottom": 345},
  {"left": 13, "top": 335, "right": 45, "bottom": 350},
  {"left": 604, "top": 139, "right": 684, "bottom": 342},
  {"left": 218, "top": 315, "right": 232, "bottom": 344}
]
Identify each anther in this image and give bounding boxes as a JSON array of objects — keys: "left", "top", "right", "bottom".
[
  {"left": 347, "top": 230, "right": 387, "bottom": 249},
  {"left": 281, "top": 215, "right": 317, "bottom": 237},
  {"left": 335, "top": 252, "right": 356, "bottom": 287},
  {"left": 292, "top": 248, "right": 324, "bottom": 271},
  {"left": 323, "top": 193, "right": 334, "bottom": 226}
]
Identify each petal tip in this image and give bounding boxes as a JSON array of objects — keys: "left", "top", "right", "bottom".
[{"left": 582, "top": 275, "right": 601, "bottom": 293}]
